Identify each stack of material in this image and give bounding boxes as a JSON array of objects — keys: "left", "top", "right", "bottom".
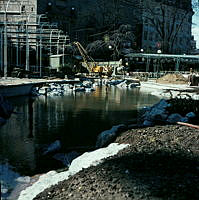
[{"left": 156, "top": 73, "right": 188, "bottom": 84}]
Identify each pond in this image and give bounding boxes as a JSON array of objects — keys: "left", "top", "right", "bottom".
[{"left": 0, "top": 86, "right": 160, "bottom": 175}]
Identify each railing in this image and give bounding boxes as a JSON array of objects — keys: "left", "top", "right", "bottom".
[{"left": 129, "top": 71, "right": 192, "bottom": 79}]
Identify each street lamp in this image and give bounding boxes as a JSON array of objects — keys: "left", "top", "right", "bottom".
[
  {"left": 26, "top": 13, "right": 38, "bottom": 71},
  {"left": 62, "top": 35, "right": 70, "bottom": 66},
  {"left": 157, "top": 49, "right": 162, "bottom": 54},
  {"left": 2, "top": 0, "right": 12, "bottom": 78},
  {"left": 140, "top": 49, "right": 144, "bottom": 52},
  {"left": 49, "top": 29, "right": 59, "bottom": 56}
]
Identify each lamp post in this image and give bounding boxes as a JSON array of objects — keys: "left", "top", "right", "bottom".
[
  {"left": 156, "top": 50, "right": 162, "bottom": 73},
  {"left": 36, "top": 14, "right": 47, "bottom": 73},
  {"left": 56, "top": 30, "right": 62, "bottom": 55},
  {"left": 49, "top": 29, "right": 59, "bottom": 56},
  {"left": 157, "top": 49, "right": 162, "bottom": 54},
  {"left": 25, "top": 13, "right": 38, "bottom": 71},
  {"left": 0, "top": 28, "right": 3, "bottom": 71},
  {"left": 62, "top": 35, "right": 69, "bottom": 66},
  {"left": 3, "top": 0, "right": 11, "bottom": 78}
]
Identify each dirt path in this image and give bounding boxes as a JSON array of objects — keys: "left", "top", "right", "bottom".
[{"left": 34, "top": 125, "right": 199, "bottom": 200}]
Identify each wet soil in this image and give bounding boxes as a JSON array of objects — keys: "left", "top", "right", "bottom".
[{"left": 34, "top": 125, "right": 199, "bottom": 200}]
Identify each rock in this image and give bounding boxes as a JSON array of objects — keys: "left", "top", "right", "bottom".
[
  {"left": 96, "top": 124, "right": 126, "bottom": 148},
  {"left": 42, "top": 140, "right": 61, "bottom": 155},
  {"left": 153, "top": 99, "right": 170, "bottom": 110},
  {"left": 108, "top": 80, "right": 125, "bottom": 86},
  {"left": 82, "top": 81, "right": 93, "bottom": 88},
  {"left": 167, "top": 113, "right": 184, "bottom": 124},
  {"left": 73, "top": 87, "right": 85, "bottom": 92},
  {"left": 180, "top": 117, "right": 189, "bottom": 123},
  {"left": 143, "top": 120, "right": 154, "bottom": 127},
  {"left": 145, "top": 107, "right": 168, "bottom": 121},
  {"left": 85, "top": 88, "right": 95, "bottom": 92},
  {"left": 186, "top": 112, "right": 196, "bottom": 119}
]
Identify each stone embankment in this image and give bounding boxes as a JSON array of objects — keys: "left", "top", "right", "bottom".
[
  {"left": 0, "top": 95, "right": 13, "bottom": 126},
  {"left": 96, "top": 98, "right": 197, "bottom": 148}
]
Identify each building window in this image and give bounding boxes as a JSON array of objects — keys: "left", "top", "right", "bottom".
[
  {"left": 21, "top": 5, "right": 25, "bottom": 12},
  {"left": 149, "top": 33, "right": 152, "bottom": 41},
  {"left": 144, "top": 30, "right": 148, "bottom": 40}
]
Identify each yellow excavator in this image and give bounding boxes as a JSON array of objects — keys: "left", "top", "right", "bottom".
[{"left": 73, "top": 42, "right": 103, "bottom": 74}]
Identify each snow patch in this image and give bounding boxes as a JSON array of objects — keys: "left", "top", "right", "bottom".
[
  {"left": 18, "top": 143, "right": 129, "bottom": 200},
  {"left": 0, "top": 163, "right": 30, "bottom": 199}
]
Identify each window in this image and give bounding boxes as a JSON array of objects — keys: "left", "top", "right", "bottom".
[
  {"left": 21, "top": 5, "right": 25, "bottom": 12},
  {"left": 144, "top": 30, "right": 148, "bottom": 40},
  {"left": 149, "top": 33, "right": 152, "bottom": 41}
]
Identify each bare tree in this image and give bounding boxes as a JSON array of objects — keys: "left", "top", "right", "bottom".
[
  {"left": 86, "top": 24, "right": 135, "bottom": 60},
  {"left": 143, "top": 0, "right": 193, "bottom": 53}
]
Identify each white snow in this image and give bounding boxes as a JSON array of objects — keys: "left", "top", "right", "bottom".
[
  {"left": 140, "top": 81, "right": 199, "bottom": 99},
  {"left": 18, "top": 143, "right": 129, "bottom": 200},
  {"left": 0, "top": 163, "right": 30, "bottom": 199}
]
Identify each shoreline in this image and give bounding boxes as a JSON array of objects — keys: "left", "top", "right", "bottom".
[{"left": 33, "top": 124, "right": 199, "bottom": 200}]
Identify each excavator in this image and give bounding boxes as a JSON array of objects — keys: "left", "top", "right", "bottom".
[{"left": 73, "top": 42, "right": 104, "bottom": 74}]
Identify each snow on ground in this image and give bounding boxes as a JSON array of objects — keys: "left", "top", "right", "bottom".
[
  {"left": 0, "top": 163, "right": 30, "bottom": 200},
  {"left": 18, "top": 143, "right": 129, "bottom": 200},
  {"left": 140, "top": 81, "right": 199, "bottom": 99}
]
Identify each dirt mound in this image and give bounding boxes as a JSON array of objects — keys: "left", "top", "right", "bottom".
[
  {"left": 156, "top": 73, "right": 188, "bottom": 84},
  {"left": 34, "top": 125, "right": 199, "bottom": 200}
]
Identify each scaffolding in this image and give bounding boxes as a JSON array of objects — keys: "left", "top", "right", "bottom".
[{"left": 0, "top": 0, "right": 70, "bottom": 77}]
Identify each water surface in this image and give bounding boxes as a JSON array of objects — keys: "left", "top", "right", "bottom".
[{"left": 0, "top": 86, "right": 160, "bottom": 175}]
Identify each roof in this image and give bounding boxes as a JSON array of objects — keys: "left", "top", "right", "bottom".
[
  {"left": 125, "top": 53, "right": 199, "bottom": 60},
  {"left": 50, "top": 54, "right": 65, "bottom": 58}
]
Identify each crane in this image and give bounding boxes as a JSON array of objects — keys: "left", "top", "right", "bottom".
[{"left": 73, "top": 42, "right": 103, "bottom": 74}]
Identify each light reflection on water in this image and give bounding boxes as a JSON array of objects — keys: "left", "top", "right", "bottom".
[{"left": 0, "top": 86, "right": 160, "bottom": 175}]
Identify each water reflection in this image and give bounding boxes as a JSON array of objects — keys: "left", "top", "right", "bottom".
[{"left": 0, "top": 86, "right": 160, "bottom": 175}]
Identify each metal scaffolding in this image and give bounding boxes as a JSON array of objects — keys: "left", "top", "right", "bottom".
[{"left": 0, "top": 0, "right": 70, "bottom": 78}]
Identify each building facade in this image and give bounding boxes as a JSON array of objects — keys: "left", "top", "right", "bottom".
[
  {"left": 37, "top": 0, "right": 193, "bottom": 54},
  {"left": 141, "top": 0, "right": 193, "bottom": 54},
  {"left": 0, "top": 0, "right": 194, "bottom": 74}
]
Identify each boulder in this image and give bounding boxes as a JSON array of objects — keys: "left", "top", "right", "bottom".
[
  {"left": 153, "top": 99, "right": 170, "bottom": 110},
  {"left": 96, "top": 124, "right": 126, "bottom": 148},
  {"left": 144, "top": 107, "right": 168, "bottom": 121},
  {"left": 143, "top": 120, "right": 154, "bottom": 127},
  {"left": 186, "top": 112, "right": 196, "bottom": 119},
  {"left": 42, "top": 140, "right": 61, "bottom": 155},
  {"left": 167, "top": 113, "right": 184, "bottom": 124}
]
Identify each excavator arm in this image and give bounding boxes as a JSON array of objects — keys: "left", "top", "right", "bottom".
[{"left": 73, "top": 42, "right": 93, "bottom": 72}]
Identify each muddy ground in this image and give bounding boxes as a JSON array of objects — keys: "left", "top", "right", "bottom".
[{"left": 34, "top": 125, "right": 199, "bottom": 200}]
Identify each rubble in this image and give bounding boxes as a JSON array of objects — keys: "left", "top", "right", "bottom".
[
  {"left": 156, "top": 73, "right": 188, "bottom": 84},
  {"left": 140, "top": 99, "right": 197, "bottom": 127},
  {"left": 36, "top": 81, "right": 95, "bottom": 96}
]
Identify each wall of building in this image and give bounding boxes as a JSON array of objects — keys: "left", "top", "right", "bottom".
[
  {"left": 141, "top": 0, "right": 193, "bottom": 54},
  {"left": 37, "top": 0, "right": 142, "bottom": 46}
]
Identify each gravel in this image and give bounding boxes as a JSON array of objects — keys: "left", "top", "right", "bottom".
[{"left": 34, "top": 125, "right": 199, "bottom": 200}]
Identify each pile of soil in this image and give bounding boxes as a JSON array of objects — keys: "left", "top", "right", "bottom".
[
  {"left": 34, "top": 125, "right": 199, "bottom": 200},
  {"left": 156, "top": 73, "right": 188, "bottom": 84}
]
